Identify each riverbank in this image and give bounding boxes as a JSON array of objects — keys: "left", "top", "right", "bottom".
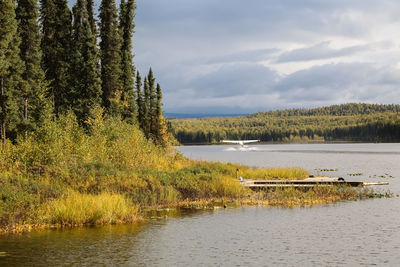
[{"left": 0, "top": 113, "right": 391, "bottom": 235}]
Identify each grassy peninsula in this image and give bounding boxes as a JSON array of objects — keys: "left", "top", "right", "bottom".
[{"left": 0, "top": 109, "right": 387, "bottom": 234}]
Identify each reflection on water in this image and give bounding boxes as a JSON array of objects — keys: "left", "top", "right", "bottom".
[
  {"left": 1, "top": 143, "right": 400, "bottom": 266},
  {"left": 224, "top": 146, "right": 260, "bottom": 152}
]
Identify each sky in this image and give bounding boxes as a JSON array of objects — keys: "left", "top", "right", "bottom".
[{"left": 88, "top": 0, "right": 400, "bottom": 114}]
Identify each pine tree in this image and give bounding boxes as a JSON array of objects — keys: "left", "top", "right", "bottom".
[
  {"left": 0, "top": 0, "right": 24, "bottom": 146},
  {"left": 99, "top": 0, "right": 122, "bottom": 111},
  {"left": 119, "top": 0, "right": 136, "bottom": 122},
  {"left": 71, "top": 0, "right": 102, "bottom": 123},
  {"left": 16, "top": 0, "right": 52, "bottom": 136}
]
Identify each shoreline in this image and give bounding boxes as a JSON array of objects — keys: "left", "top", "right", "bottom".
[{"left": 1, "top": 188, "right": 392, "bottom": 235}]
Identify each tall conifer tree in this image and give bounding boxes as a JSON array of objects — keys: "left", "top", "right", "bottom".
[
  {"left": 135, "top": 71, "right": 144, "bottom": 127},
  {"left": 40, "top": 0, "right": 72, "bottom": 115},
  {"left": 147, "top": 68, "right": 156, "bottom": 134},
  {"left": 16, "top": 0, "right": 52, "bottom": 135},
  {"left": 119, "top": 0, "right": 136, "bottom": 122},
  {"left": 153, "top": 82, "right": 163, "bottom": 142},
  {"left": 142, "top": 76, "right": 150, "bottom": 137},
  {"left": 0, "top": 0, "right": 24, "bottom": 146},
  {"left": 99, "top": 0, "right": 122, "bottom": 111},
  {"left": 86, "top": 0, "right": 97, "bottom": 35},
  {"left": 71, "top": 0, "right": 102, "bottom": 123}
]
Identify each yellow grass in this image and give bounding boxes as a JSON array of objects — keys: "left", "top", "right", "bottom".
[
  {"left": 240, "top": 167, "right": 309, "bottom": 180},
  {"left": 38, "top": 191, "right": 139, "bottom": 226}
]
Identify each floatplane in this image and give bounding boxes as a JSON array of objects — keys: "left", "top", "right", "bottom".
[{"left": 221, "top": 139, "right": 259, "bottom": 148}]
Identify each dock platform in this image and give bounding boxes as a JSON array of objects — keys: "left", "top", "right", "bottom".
[{"left": 240, "top": 177, "right": 388, "bottom": 189}]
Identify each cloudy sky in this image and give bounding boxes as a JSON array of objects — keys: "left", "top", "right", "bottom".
[{"left": 90, "top": 0, "right": 400, "bottom": 114}]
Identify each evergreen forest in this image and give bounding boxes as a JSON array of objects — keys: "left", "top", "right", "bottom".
[
  {"left": 1, "top": 0, "right": 168, "bottom": 146},
  {"left": 170, "top": 103, "right": 400, "bottom": 144}
]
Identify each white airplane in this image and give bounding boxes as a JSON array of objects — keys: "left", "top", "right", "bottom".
[{"left": 222, "top": 140, "right": 259, "bottom": 147}]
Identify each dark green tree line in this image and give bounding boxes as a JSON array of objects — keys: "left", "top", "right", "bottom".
[{"left": 170, "top": 104, "right": 400, "bottom": 144}]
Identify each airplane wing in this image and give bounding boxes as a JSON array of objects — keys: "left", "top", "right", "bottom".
[
  {"left": 241, "top": 140, "right": 259, "bottom": 144},
  {"left": 222, "top": 140, "right": 259, "bottom": 144},
  {"left": 222, "top": 140, "right": 242, "bottom": 144}
]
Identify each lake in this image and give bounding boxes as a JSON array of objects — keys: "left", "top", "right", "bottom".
[{"left": 1, "top": 143, "right": 399, "bottom": 266}]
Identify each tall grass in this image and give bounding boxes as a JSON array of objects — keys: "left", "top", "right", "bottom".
[
  {"left": 38, "top": 192, "right": 138, "bottom": 226},
  {"left": 240, "top": 167, "right": 309, "bottom": 180}
]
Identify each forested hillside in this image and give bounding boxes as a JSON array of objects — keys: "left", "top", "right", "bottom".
[{"left": 170, "top": 103, "right": 400, "bottom": 143}]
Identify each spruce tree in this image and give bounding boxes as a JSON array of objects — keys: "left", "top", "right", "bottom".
[
  {"left": 99, "top": 0, "right": 122, "bottom": 111},
  {"left": 119, "top": 0, "right": 136, "bottom": 122},
  {"left": 147, "top": 68, "right": 156, "bottom": 135},
  {"left": 153, "top": 83, "right": 163, "bottom": 142},
  {"left": 0, "top": 0, "right": 24, "bottom": 146},
  {"left": 142, "top": 76, "right": 150, "bottom": 137},
  {"left": 146, "top": 82, "right": 168, "bottom": 146},
  {"left": 40, "top": 0, "right": 72, "bottom": 115},
  {"left": 71, "top": 0, "right": 102, "bottom": 123},
  {"left": 86, "top": 0, "right": 97, "bottom": 35},
  {"left": 135, "top": 71, "right": 144, "bottom": 128},
  {"left": 16, "top": 0, "right": 52, "bottom": 136}
]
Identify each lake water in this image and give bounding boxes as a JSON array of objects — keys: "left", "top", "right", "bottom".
[{"left": 1, "top": 143, "right": 400, "bottom": 266}]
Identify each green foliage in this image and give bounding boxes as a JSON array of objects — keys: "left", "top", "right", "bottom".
[
  {"left": 170, "top": 103, "right": 400, "bottom": 143},
  {"left": 86, "top": 0, "right": 96, "bottom": 35},
  {"left": 0, "top": 0, "right": 24, "bottom": 145},
  {"left": 70, "top": 0, "right": 102, "bottom": 123},
  {"left": 99, "top": 0, "right": 122, "bottom": 110},
  {"left": 136, "top": 71, "right": 144, "bottom": 126},
  {"left": 40, "top": 0, "right": 72, "bottom": 115},
  {"left": 119, "top": 0, "right": 137, "bottom": 123},
  {"left": 16, "top": 0, "right": 52, "bottom": 135}
]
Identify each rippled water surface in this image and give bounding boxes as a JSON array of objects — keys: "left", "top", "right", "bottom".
[{"left": 1, "top": 143, "right": 400, "bottom": 266}]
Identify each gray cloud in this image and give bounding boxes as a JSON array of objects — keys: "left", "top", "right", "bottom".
[
  {"left": 188, "top": 63, "right": 279, "bottom": 97},
  {"left": 72, "top": 0, "right": 400, "bottom": 113},
  {"left": 207, "top": 49, "right": 279, "bottom": 64},
  {"left": 276, "top": 42, "right": 367, "bottom": 63},
  {"left": 277, "top": 62, "right": 400, "bottom": 102}
]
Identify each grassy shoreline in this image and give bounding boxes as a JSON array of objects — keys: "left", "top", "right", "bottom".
[
  {"left": 0, "top": 185, "right": 391, "bottom": 235},
  {"left": 0, "top": 112, "right": 392, "bottom": 235}
]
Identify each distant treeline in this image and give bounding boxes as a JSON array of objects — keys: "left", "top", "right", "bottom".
[{"left": 170, "top": 103, "right": 400, "bottom": 144}]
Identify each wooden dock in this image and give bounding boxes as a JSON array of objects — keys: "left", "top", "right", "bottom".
[{"left": 240, "top": 177, "right": 389, "bottom": 189}]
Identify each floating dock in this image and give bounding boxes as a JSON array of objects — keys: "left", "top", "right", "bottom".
[{"left": 240, "top": 177, "right": 389, "bottom": 189}]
